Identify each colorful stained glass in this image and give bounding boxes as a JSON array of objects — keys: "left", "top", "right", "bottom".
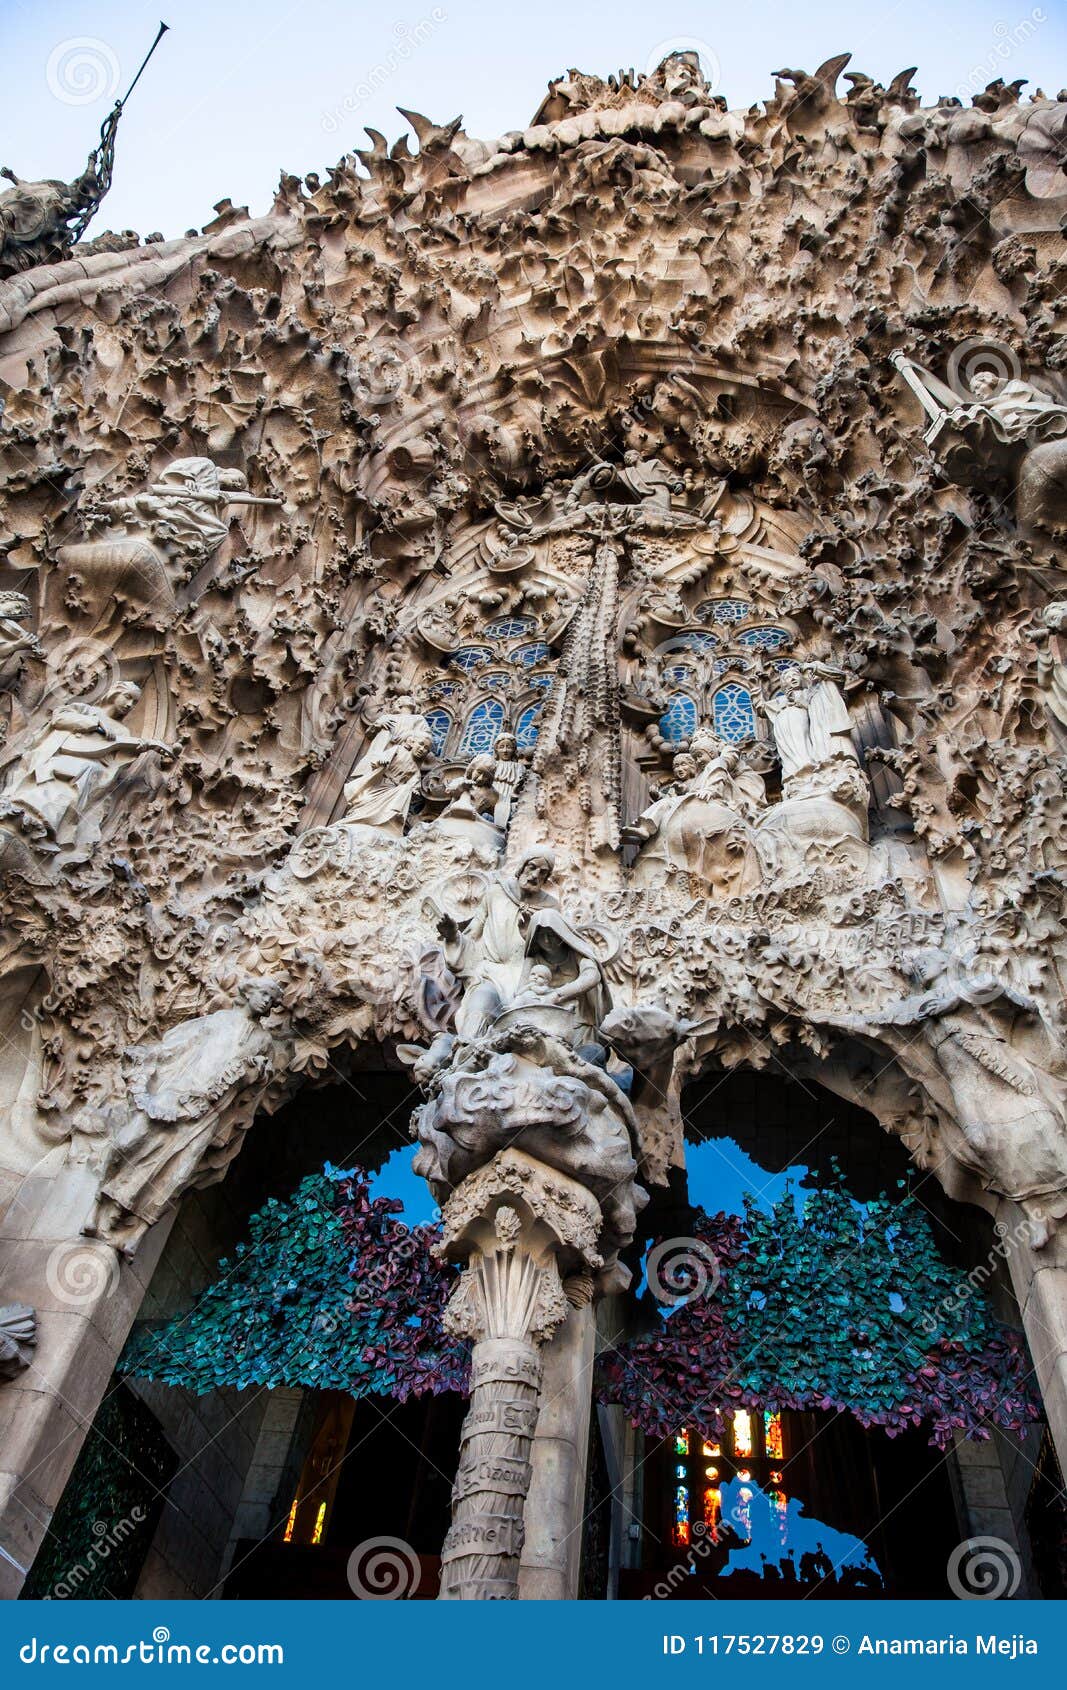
[
  {"left": 705, "top": 598, "right": 752, "bottom": 625},
  {"left": 460, "top": 698, "right": 505, "bottom": 756},
  {"left": 674, "top": 1431, "right": 690, "bottom": 1455},
  {"left": 764, "top": 1409, "right": 784, "bottom": 1460},
  {"left": 704, "top": 1465, "right": 719, "bottom": 1480},
  {"left": 732, "top": 1485, "right": 753, "bottom": 1542},
  {"left": 424, "top": 709, "right": 451, "bottom": 756},
  {"left": 768, "top": 1487, "right": 789, "bottom": 1544},
  {"left": 485, "top": 615, "right": 535, "bottom": 640},
  {"left": 311, "top": 1502, "right": 326, "bottom": 1546},
  {"left": 675, "top": 630, "right": 720, "bottom": 652},
  {"left": 515, "top": 704, "right": 541, "bottom": 750},
  {"left": 673, "top": 1484, "right": 690, "bottom": 1547},
  {"left": 283, "top": 1498, "right": 298, "bottom": 1544},
  {"left": 528, "top": 672, "right": 554, "bottom": 689},
  {"left": 674, "top": 1463, "right": 687, "bottom": 1480},
  {"left": 732, "top": 1409, "right": 754, "bottom": 1459},
  {"left": 483, "top": 671, "right": 512, "bottom": 689},
  {"left": 739, "top": 626, "right": 790, "bottom": 651},
  {"left": 712, "top": 683, "right": 755, "bottom": 743},
  {"left": 660, "top": 692, "right": 697, "bottom": 744},
  {"left": 703, "top": 1486, "right": 721, "bottom": 1541},
  {"left": 663, "top": 663, "right": 696, "bottom": 684},
  {"left": 513, "top": 641, "right": 551, "bottom": 668},
  {"left": 701, "top": 1440, "right": 720, "bottom": 1457}
]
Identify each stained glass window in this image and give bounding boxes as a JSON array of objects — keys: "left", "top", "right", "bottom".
[
  {"left": 739, "top": 626, "right": 790, "bottom": 651},
  {"left": 732, "top": 1409, "right": 754, "bottom": 1459},
  {"left": 703, "top": 1485, "right": 721, "bottom": 1541},
  {"left": 673, "top": 1484, "right": 690, "bottom": 1547},
  {"left": 712, "top": 683, "right": 755, "bottom": 743},
  {"left": 283, "top": 1498, "right": 298, "bottom": 1544},
  {"left": 311, "top": 1502, "right": 326, "bottom": 1546},
  {"left": 675, "top": 630, "right": 720, "bottom": 652},
  {"left": 701, "top": 1440, "right": 720, "bottom": 1458},
  {"left": 764, "top": 1409, "right": 784, "bottom": 1460},
  {"left": 450, "top": 646, "right": 492, "bottom": 672},
  {"left": 663, "top": 663, "right": 696, "bottom": 685},
  {"left": 660, "top": 692, "right": 697, "bottom": 744},
  {"left": 674, "top": 1463, "right": 688, "bottom": 1480},
  {"left": 706, "top": 598, "right": 752, "bottom": 625},
  {"left": 674, "top": 1431, "right": 690, "bottom": 1456},
  {"left": 528, "top": 673, "right": 554, "bottom": 690},
  {"left": 485, "top": 615, "right": 535, "bottom": 640},
  {"left": 483, "top": 671, "right": 512, "bottom": 690},
  {"left": 516, "top": 704, "right": 541, "bottom": 751},
  {"left": 424, "top": 709, "right": 451, "bottom": 757},
  {"left": 460, "top": 698, "right": 504, "bottom": 756},
  {"left": 513, "top": 641, "right": 551, "bottom": 668}
]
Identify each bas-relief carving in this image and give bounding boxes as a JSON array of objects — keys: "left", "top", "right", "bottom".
[{"left": 0, "top": 44, "right": 1062, "bottom": 1430}]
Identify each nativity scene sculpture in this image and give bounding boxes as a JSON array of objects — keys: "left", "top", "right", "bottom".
[{"left": 3, "top": 43, "right": 1067, "bottom": 1609}]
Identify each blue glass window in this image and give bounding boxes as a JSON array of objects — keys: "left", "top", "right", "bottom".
[
  {"left": 712, "top": 683, "right": 755, "bottom": 743},
  {"left": 460, "top": 698, "right": 505, "bottom": 756},
  {"left": 674, "top": 631, "right": 719, "bottom": 653},
  {"left": 663, "top": 663, "right": 696, "bottom": 684},
  {"left": 738, "top": 626, "right": 790, "bottom": 651},
  {"left": 483, "top": 671, "right": 512, "bottom": 690},
  {"left": 485, "top": 615, "right": 535, "bottom": 640},
  {"left": 515, "top": 704, "right": 541, "bottom": 750},
  {"left": 424, "top": 709, "right": 451, "bottom": 756},
  {"left": 513, "top": 641, "right": 551, "bottom": 668},
  {"left": 706, "top": 599, "right": 752, "bottom": 626},
  {"left": 528, "top": 673, "right": 554, "bottom": 690},
  {"left": 451, "top": 646, "right": 493, "bottom": 672},
  {"left": 660, "top": 693, "right": 698, "bottom": 744}
]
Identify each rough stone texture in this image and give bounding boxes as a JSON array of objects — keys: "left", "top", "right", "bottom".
[{"left": 1, "top": 48, "right": 1066, "bottom": 1589}]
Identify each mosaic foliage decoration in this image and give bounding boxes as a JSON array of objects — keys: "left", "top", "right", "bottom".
[
  {"left": 122, "top": 1164, "right": 1036, "bottom": 1451},
  {"left": 21, "top": 1385, "right": 176, "bottom": 1600},
  {"left": 597, "top": 1185, "right": 1040, "bottom": 1450},
  {"left": 121, "top": 1166, "right": 468, "bottom": 1400}
]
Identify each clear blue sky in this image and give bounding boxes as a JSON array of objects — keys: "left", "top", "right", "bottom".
[{"left": 4, "top": 0, "right": 1066, "bottom": 240}]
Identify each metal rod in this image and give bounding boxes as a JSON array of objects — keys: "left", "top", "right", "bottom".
[{"left": 120, "top": 21, "right": 170, "bottom": 109}]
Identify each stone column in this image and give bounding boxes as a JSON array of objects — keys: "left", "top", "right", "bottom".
[
  {"left": 517, "top": 1298, "right": 595, "bottom": 1600},
  {"left": 435, "top": 1148, "right": 602, "bottom": 1601},
  {"left": 998, "top": 1196, "right": 1067, "bottom": 1482}
]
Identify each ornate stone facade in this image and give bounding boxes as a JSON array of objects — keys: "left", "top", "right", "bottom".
[{"left": 0, "top": 48, "right": 1066, "bottom": 1597}]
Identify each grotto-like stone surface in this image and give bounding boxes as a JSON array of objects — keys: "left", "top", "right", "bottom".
[{"left": 0, "top": 48, "right": 1065, "bottom": 1277}]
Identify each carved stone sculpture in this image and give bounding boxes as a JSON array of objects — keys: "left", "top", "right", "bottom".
[
  {"left": 340, "top": 713, "right": 434, "bottom": 835},
  {"left": 437, "top": 848, "right": 609, "bottom": 1045},
  {"left": 85, "top": 979, "right": 287, "bottom": 1254},
  {"left": 1034, "top": 603, "right": 1067, "bottom": 734},
  {"left": 0, "top": 682, "right": 171, "bottom": 857},
  {"left": 436, "top": 1149, "right": 603, "bottom": 1600},
  {"left": 0, "top": 1306, "right": 36, "bottom": 1382},
  {"left": 624, "top": 748, "right": 763, "bottom": 895}
]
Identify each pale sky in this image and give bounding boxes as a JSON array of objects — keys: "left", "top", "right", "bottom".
[{"left": 3, "top": 0, "right": 1066, "bottom": 240}]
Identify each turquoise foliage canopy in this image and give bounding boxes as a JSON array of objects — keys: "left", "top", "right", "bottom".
[{"left": 122, "top": 1164, "right": 1038, "bottom": 1449}]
